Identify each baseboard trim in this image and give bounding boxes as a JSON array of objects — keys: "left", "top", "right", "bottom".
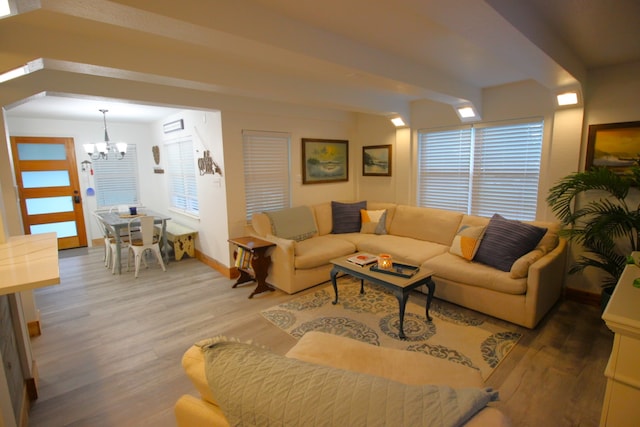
[
  {"left": 195, "top": 250, "right": 232, "bottom": 278},
  {"left": 564, "top": 287, "right": 601, "bottom": 307},
  {"left": 27, "top": 320, "right": 41, "bottom": 337}
]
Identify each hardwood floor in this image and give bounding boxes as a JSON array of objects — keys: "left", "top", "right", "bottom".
[{"left": 28, "top": 248, "right": 612, "bottom": 426}]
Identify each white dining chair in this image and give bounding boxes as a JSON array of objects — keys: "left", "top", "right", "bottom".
[
  {"left": 93, "top": 211, "right": 131, "bottom": 274},
  {"left": 127, "top": 216, "right": 166, "bottom": 278},
  {"left": 93, "top": 211, "right": 113, "bottom": 268}
]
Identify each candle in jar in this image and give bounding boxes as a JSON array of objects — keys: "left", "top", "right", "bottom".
[{"left": 378, "top": 254, "right": 392, "bottom": 270}]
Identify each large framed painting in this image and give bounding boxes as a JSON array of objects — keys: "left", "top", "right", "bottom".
[
  {"left": 362, "top": 144, "right": 392, "bottom": 176},
  {"left": 586, "top": 121, "right": 640, "bottom": 174},
  {"left": 302, "top": 138, "right": 349, "bottom": 184}
]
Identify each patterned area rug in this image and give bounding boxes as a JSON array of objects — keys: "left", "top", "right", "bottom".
[{"left": 261, "top": 277, "right": 522, "bottom": 380}]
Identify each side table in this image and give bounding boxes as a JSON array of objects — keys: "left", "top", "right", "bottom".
[{"left": 228, "top": 236, "right": 276, "bottom": 298}]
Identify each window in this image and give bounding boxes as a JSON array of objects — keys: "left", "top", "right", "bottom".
[
  {"left": 165, "top": 137, "right": 199, "bottom": 216},
  {"left": 94, "top": 144, "right": 139, "bottom": 207},
  {"left": 417, "top": 120, "right": 543, "bottom": 220},
  {"left": 242, "top": 130, "right": 291, "bottom": 221}
]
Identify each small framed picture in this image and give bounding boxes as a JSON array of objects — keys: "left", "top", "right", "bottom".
[
  {"left": 302, "top": 138, "right": 349, "bottom": 184},
  {"left": 363, "top": 145, "right": 392, "bottom": 176}
]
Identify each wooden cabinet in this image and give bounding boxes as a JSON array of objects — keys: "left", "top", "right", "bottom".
[{"left": 600, "top": 261, "right": 640, "bottom": 426}]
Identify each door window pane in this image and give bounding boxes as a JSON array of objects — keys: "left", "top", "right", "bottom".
[
  {"left": 30, "top": 221, "right": 77, "bottom": 238},
  {"left": 22, "top": 171, "right": 70, "bottom": 188},
  {"left": 25, "top": 197, "right": 74, "bottom": 215},
  {"left": 17, "top": 143, "right": 67, "bottom": 160}
]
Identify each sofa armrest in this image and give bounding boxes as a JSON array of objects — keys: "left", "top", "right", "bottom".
[
  {"left": 175, "top": 395, "right": 230, "bottom": 427},
  {"left": 524, "top": 238, "right": 567, "bottom": 327}
]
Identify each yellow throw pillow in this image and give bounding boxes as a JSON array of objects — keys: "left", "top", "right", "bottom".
[
  {"left": 360, "top": 209, "right": 387, "bottom": 234},
  {"left": 450, "top": 225, "right": 486, "bottom": 261}
]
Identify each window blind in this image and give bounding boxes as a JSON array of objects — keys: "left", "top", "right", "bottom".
[
  {"left": 242, "top": 130, "right": 291, "bottom": 221},
  {"left": 417, "top": 128, "right": 472, "bottom": 212},
  {"left": 93, "top": 144, "right": 139, "bottom": 208},
  {"left": 417, "top": 119, "right": 543, "bottom": 220},
  {"left": 471, "top": 121, "right": 543, "bottom": 219},
  {"left": 165, "top": 137, "right": 199, "bottom": 216}
]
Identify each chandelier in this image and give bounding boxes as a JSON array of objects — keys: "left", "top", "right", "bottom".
[{"left": 83, "top": 109, "right": 127, "bottom": 160}]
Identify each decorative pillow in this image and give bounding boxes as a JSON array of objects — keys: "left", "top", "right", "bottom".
[
  {"left": 449, "top": 225, "right": 486, "bottom": 260},
  {"left": 360, "top": 209, "right": 388, "bottom": 234},
  {"left": 202, "top": 340, "right": 498, "bottom": 427},
  {"left": 510, "top": 248, "right": 545, "bottom": 279},
  {"left": 474, "top": 214, "right": 547, "bottom": 272},
  {"left": 331, "top": 201, "right": 366, "bottom": 234}
]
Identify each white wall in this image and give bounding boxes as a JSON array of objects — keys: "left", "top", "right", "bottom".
[{"left": 220, "top": 107, "right": 356, "bottom": 245}]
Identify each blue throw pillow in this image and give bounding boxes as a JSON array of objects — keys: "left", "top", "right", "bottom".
[
  {"left": 331, "top": 201, "right": 366, "bottom": 234},
  {"left": 474, "top": 214, "right": 547, "bottom": 272}
]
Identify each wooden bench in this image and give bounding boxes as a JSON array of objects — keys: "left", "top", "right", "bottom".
[{"left": 159, "top": 222, "right": 198, "bottom": 261}]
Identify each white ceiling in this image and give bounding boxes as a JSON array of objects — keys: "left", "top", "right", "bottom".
[{"left": 3, "top": 0, "right": 640, "bottom": 124}]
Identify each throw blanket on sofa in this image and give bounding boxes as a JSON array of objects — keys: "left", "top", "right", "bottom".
[
  {"left": 265, "top": 206, "right": 317, "bottom": 242},
  {"left": 203, "top": 339, "right": 498, "bottom": 427}
]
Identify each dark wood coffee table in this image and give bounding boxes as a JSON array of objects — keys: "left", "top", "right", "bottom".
[{"left": 330, "top": 255, "right": 435, "bottom": 339}]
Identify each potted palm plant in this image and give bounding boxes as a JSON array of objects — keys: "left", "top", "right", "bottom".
[{"left": 547, "top": 165, "right": 640, "bottom": 307}]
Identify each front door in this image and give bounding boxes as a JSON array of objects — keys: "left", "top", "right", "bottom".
[{"left": 10, "top": 136, "right": 87, "bottom": 250}]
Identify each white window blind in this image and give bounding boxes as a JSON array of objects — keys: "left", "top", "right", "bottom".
[
  {"left": 471, "top": 122, "right": 543, "bottom": 219},
  {"left": 417, "top": 120, "right": 543, "bottom": 220},
  {"left": 165, "top": 137, "right": 199, "bottom": 216},
  {"left": 417, "top": 128, "right": 472, "bottom": 212},
  {"left": 93, "top": 144, "right": 139, "bottom": 207},
  {"left": 242, "top": 130, "right": 291, "bottom": 221}
]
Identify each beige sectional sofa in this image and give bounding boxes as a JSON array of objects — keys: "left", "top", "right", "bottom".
[{"left": 250, "top": 201, "right": 567, "bottom": 329}]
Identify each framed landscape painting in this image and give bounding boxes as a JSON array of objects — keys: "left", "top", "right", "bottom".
[
  {"left": 586, "top": 121, "right": 640, "bottom": 174},
  {"left": 302, "top": 138, "right": 349, "bottom": 184},
  {"left": 362, "top": 144, "right": 392, "bottom": 176}
]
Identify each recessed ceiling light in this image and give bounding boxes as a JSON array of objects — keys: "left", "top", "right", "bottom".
[
  {"left": 390, "top": 117, "right": 406, "bottom": 127},
  {"left": 557, "top": 92, "right": 579, "bottom": 106},
  {"left": 457, "top": 107, "right": 476, "bottom": 118}
]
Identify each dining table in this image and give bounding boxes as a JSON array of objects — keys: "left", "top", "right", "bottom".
[{"left": 96, "top": 209, "right": 171, "bottom": 274}]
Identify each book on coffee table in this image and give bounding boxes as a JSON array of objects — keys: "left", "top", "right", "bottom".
[{"left": 346, "top": 253, "right": 378, "bottom": 266}]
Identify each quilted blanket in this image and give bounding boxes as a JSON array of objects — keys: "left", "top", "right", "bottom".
[
  {"left": 265, "top": 205, "right": 317, "bottom": 242},
  {"left": 203, "top": 339, "right": 498, "bottom": 427}
]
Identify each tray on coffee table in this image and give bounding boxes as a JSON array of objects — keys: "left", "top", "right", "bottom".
[{"left": 370, "top": 262, "right": 419, "bottom": 278}]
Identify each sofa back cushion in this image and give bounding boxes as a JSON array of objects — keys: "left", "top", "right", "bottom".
[
  {"left": 389, "top": 205, "right": 463, "bottom": 245},
  {"left": 312, "top": 202, "right": 333, "bottom": 235}
]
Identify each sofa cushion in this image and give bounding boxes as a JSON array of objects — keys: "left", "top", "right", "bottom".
[
  {"left": 424, "top": 252, "right": 528, "bottom": 295},
  {"left": 356, "top": 234, "right": 449, "bottom": 266},
  {"left": 360, "top": 209, "right": 387, "bottom": 234},
  {"left": 449, "top": 225, "right": 486, "bottom": 261},
  {"left": 474, "top": 214, "right": 547, "bottom": 272},
  {"left": 294, "top": 235, "right": 356, "bottom": 269},
  {"left": 510, "top": 249, "right": 545, "bottom": 279},
  {"left": 331, "top": 200, "right": 366, "bottom": 234},
  {"left": 389, "top": 205, "right": 463, "bottom": 246},
  {"left": 202, "top": 339, "right": 499, "bottom": 427},
  {"left": 312, "top": 202, "right": 333, "bottom": 235}
]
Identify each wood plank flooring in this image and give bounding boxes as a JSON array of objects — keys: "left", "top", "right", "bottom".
[{"left": 28, "top": 248, "right": 613, "bottom": 426}]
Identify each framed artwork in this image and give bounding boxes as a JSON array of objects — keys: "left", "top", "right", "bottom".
[
  {"left": 302, "top": 138, "right": 349, "bottom": 184},
  {"left": 586, "top": 121, "right": 640, "bottom": 174},
  {"left": 362, "top": 144, "right": 392, "bottom": 176}
]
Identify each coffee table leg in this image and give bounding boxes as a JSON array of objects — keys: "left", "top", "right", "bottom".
[
  {"left": 360, "top": 279, "right": 365, "bottom": 294},
  {"left": 424, "top": 278, "right": 435, "bottom": 321},
  {"left": 331, "top": 267, "right": 340, "bottom": 305},
  {"left": 395, "top": 292, "right": 410, "bottom": 340}
]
